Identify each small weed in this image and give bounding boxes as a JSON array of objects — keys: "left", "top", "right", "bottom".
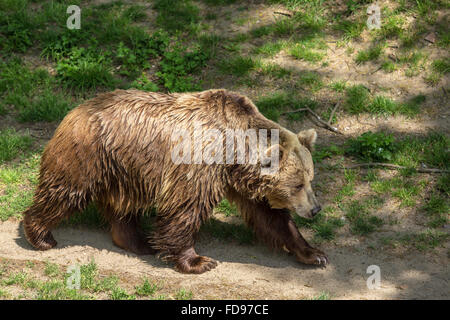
[
  {"left": 130, "top": 74, "right": 159, "bottom": 92},
  {"left": 175, "top": 288, "right": 193, "bottom": 300},
  {"left": 44, "top": 261, "right": 60, "bottom": 277},
  {"left": 216, "top": 199, "right": 238, "bottom": 217},
  {"left": 344, "top": 84, "right": 370, "bottom": 114},
  {"left": 329, "top": 81, "right": 347, "bottom": 92},
  {"left": 346, "top": 131, "right": 396, "bottom": 162},
  {"left": 355, "top": 44, "right": 384, "bottom": 63},
  {"left": 422, "top": 193, "right": 449, "bottom": 228},
  {"left": 135, "top": 278, "right": 158, "bottom": 297},
  {"left": 297, "top": 71, "right": 323, "bottom": 91},
  {"left": 381, "top": 60, "right": 397, "bottom": 73},
  {"left": 334, "top": 19, "right": 364, "bottom": 41},
  {"left": 110, "top": 286, "right": 136, "bottom": 300}
]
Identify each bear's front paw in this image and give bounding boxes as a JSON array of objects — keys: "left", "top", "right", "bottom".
[
  {"left": 295, "top": 247, "right": 328, "bottom": 267},
  {"left": 176, "top": 255, "right": 218, "bottom": 274}
]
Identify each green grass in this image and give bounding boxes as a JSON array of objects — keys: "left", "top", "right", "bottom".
[
  {"left": 129, "top": 74, "right": 159, "bottom": 92},
  {"left": 44, "top": 261, "right": 60, "bottom": 277},
  {"left": 255, "top": 92, "right": 318, "bottom": 122},
  {"left": 62, "top": 204, "right": 107, "bottom": 229},
  {"left": 110, "top": 286, "right": 136, "bottom": 300},
  {"left": 18, "top": 90, "right": 74, "bottom": 122},
  {"left": 288, "top": 38, "right": 327, "bottom": 64},
  {"left": 254, "top": 41, "right": 285, "bottom": 56},
  {"left": 344, "top": 200, "right": 384, "bottom": 236},
  {"left": 346, "top": 131, "right": 396, "bottom": 162},
  {"left": 334, "top": 169, "right": 357, "bottom": 203},
  {"left": 399, "top": 229, "right": 449, "bottom": 251},
  {"left": 295, "top": 208, "right": 345, "bottom": 241},
  {"left": 377, "top": 13, "right": 406, "bottom": 39},
  {"left": 370, "top": 175, "right": 425, "bottom": 207},
  {"left": 257, "top": 62, "right": 292, "bottom": 79},
  {"left": 0, "top": 58, "right": 75, "bottom": 122},
  {"left": 355, "top": 44, "right": 384, "bottom": 63},
  {"left": 219, "top": 56, "right": 255, "bottom": 77},
  {"left": 329, "top": 80, "right": 347, "bottom": 92},
  {"left": 344, "top": 84, "right": 370, "bottom": 114},
  {"left": 216, "top": 199, "right": 238, "bottom": 217},
  {"left": 312, "top": 144, "right": 344, "bottom": 163},
  {"left": 425, "top": 58, "right": 450, "bottom": 85},
  {"left": 55, "top": 48, "right": 116, "bottom": 91},
  {"left": 436, "top": 173, "right": 450, "bottom": 197},
  {"left": 156, "top": 42, "right": 207, "bottom": 92},
  {"left": 310, "top": 291, "right": 330, "bottom": 300},
  {"left": 0, "top": 129, "right": 33, "bottom": 163},
  {"left": 135, "top": 278, "right": 158, "bottom": 297},
  {"left": 347, "top": 131, "right": 449, "bottom": 173},
  {"left": 153, "top": 0, "right": 200, "bottom": 33},
  {"left": 175, "top": 288, "right": 193, "bottom": 300},
  {"left": 393, "top": 132, "right": 449, "bottom": 169},
  {"left": 381, "top": 60, "right": 397, "bottom": 73},
  {"left": 201, "top": 218, "right": 254, "bottom": 244},
  {"left": 334, "top": 19, "right": 365, "bottom": 41},
  {"left": 297, "top": 71, "right": 323, "bottom": 91},
  {"left": 344, "top": 84, "right": 423, "bottom": 116},
  {"left": 422, "top": 193, "right": 449, "bottom": 228}
]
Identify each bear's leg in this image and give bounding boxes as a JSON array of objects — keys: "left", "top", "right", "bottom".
[
  {"left": 109, "top": 215, "right": 156, "bottom": 255},
  {"left": 99, "top": 204, "right": 155, "bottom": 255},
  {"left": 23, "top": 197, "right": 77, "bottom": 250},
  {"left": 228, "top": 193, "right": 328, "bottom": 266},
  {"left": 150, "top": 212, "right": 218, "bottom": 274}
]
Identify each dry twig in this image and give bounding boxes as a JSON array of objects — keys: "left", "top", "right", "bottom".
[
  {"left": 343, "top": 163, "right": 449, "bottom": 173},
  {"left": 273, "top": 11, "right": 292, "bottom": 17},
  {"left": 281, "top": 107, "right": 343, "bottom": 134}
]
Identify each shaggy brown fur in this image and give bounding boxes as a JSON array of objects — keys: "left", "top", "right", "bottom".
[{"left": 23, "top": 89, "right": 327, "bottom": 274}]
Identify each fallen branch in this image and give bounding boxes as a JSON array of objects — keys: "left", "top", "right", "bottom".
[
  {"left": 370, "top": 65, "right": 383, "bottom": 74},
  {"left": 281, "top": 107, "right": 343, "bottom": 135},
  {"left": 343, "top": 163, "right": 449, "bottom": 173},
  {"left": 273, "top": 11, "right": 292, "bottom": 17}
]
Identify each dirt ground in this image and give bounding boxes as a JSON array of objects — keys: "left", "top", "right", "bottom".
[{"left": 0, "top": 218, "right": 448, "bottom": 300}]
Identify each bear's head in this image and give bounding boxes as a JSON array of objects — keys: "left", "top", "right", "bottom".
[{"left": 263, "top": 129, "right": 321, "bottom": 219}]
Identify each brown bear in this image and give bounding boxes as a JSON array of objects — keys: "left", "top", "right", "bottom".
[{"left": 23, "top": 89, "right": 328, "bottom": 274}]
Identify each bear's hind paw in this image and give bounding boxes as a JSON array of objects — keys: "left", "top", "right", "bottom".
[{"left": 176, "top": 255, "right": 218, "bottom": 274}]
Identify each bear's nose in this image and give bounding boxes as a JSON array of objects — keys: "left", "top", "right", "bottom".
[{"left": 311, "top": 206, "right": 321, "bottom": 217}]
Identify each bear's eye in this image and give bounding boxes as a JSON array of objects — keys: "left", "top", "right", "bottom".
[{"left": 295, "top": 184, "right": 304, "bottom": 190}]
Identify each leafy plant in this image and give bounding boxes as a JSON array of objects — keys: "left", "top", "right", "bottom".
[
  {"left": 130, "top": 74, "right": 159, "bottom": 92},
  {"left": 55, "top": 47, "right": 115, "bottom": 90},
  {"left": 346, "top": 131, "right": 396, "bottom": 162},
  {"left": 156, "top": 44, "right": 207, "bottom": 92}
]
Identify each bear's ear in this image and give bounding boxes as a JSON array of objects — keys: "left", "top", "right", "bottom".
[
  {"left": 262, "top": 144, "right": 287, "bottom": 168},
  {"left": 297, "top": 129, "right": 317, "bottom": 151}
]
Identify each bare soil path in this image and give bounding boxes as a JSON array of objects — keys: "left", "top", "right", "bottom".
[{"left": 0, "top": 220, "right": 448, "bottom": 299}]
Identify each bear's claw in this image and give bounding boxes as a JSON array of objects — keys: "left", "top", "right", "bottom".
[
  {"left": 315, "top": 255, "right": 328, "bottom": 266},
  {"left": 295, "top": 247, "right": 329, "bottom": 267}
]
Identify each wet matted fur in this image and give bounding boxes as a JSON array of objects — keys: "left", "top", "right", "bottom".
[{"left": 23, "top": 89, "right": 327, "bottom": 274}]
